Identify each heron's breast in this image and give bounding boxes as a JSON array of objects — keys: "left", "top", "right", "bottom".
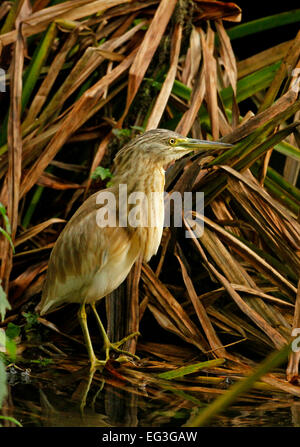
[{"left": 141, "top": 169, "right": 165, "bottom": 262}]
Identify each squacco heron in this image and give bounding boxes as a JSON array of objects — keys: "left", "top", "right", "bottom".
[{"left": 36, "top": 129, "right": 231, "bottom": 369}]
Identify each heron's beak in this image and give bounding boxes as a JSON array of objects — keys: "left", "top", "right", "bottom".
[{"left": 177, "top": 137, "right": 232, "bottom": 152}]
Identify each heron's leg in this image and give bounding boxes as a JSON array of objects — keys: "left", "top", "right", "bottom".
[
  {"left": 79, "top": 368, "right": 95, "bottom": 415},
  {"left": 90, "top": 303, "right": 140, "bottom": 361},
  {"left": 78, "top": 303, "right": 106, "bottom": 368},
  {"left": 89, "top": 303, "right": 111, "bottom": 363}
]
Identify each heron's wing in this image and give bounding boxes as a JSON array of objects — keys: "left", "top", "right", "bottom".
[{"left": 38, "top": 191, "right": 139, "bottom": 314}]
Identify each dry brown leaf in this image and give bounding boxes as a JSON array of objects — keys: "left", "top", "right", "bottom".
[
  {"left": 215, "top": 20, "right": 237, "bottom": 94},
  {"left": 286, "top": 280, "right": 300, "bottom": 383},
  {"left": 10, "top": 261, "right": 48, "bottom": 303},
  {"left": 224, "top": 167, "right": 300, "bottom": 244},
  {"left": 237, "top": 40, "right": 292, "bottom": 79},
  {"left": 142, "top": 264, "right": 210, "bottom": 353},
  {"left": 23, "top": 31, "right": 79, "bottom": 127},
  {"left": 199, "top": 211, "right": 297, "bottom": 297},
  {"left": 25, "top": 20, "right": 146, "bottom": 136},
  {"left": 207, "top": 307, "right": 247, "bottom": 337},
  {"left": 15, "top": 218, "right": 65, "bottom": 248},
  {"left": 1, "top": 0, "right": 31, "bottom": 289},
  {"left": 20, "top": 48, "right": 138, "bottom": 198},
  {"left": 193, "top": 0, "right": 242, "bottom": 23},
  {"left": 175, "top": 244, "right": 227, "bottom": 358},
  {"left": 155, "top": 228, "right": 171, "bottom": 276},
  {"left": 36, "top": 172, "right": 83, "bottom": 190},
  {"left": 206, "top": 285, "right": 294, "bottom": 308},
  {"left": 262, "top": 375, "right": 300, "bottom": 398},
  {"left": 146, "top": 23, "right": 182, "bottom": 130},
  {"left": 200, "top": 25, "right": 219, "bottom": 139},
  {"left": 176, "top": 64, "right": 206, "bottom": 136},
  {"left": 218, "top": 107, "right": 233, "bottom": 136},
  {"left": 200, "top": 223, "right": 292, "bottom": 338},
  {"left": 120, "top": 0, "right": 177, "bottom": 126},
  {"left": 0, "top": 0, "right": 130, "bottom": 47},
  {"left": 181, "top": 26, "right": 202, "bottom": 88},
  {"left": 85, "top": 130, "right": 113, "bottom": 196},
  {"left": 0, "top": 2, "right": 11, "bottom": 22},
  {"left": 220, "top": 308, "right": 274, "bottom": 347},
  {"left": 147, "top": 302, "right": 197, "bottom": 347},
  {"left": 32, "top": 0, "right": 52, "bottom": 13},
  {"left": 221, "top": 89, "right": 299, "bottom": 144},
  {"left": 259, "top": 30, "right": 300, "bottom": 113},
  {"left": 185, "top": 217, "right": 289, "bottom": 349},
  {"left": 210, "top": 196, "right": 240, "bottom": 235},
  {"left": 138, "top": 341, "right": 197, "bottom": 363}
]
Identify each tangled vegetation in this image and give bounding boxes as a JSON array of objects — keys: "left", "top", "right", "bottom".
[{"left": 0, "top": 0, "right": 300, "bottom": 427}]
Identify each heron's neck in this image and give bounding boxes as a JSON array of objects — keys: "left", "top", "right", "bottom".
[
  {"left": 112, "top": 164, "right": 165, "bottom": 261},
  {"left": 112, "top": 163, "right": 165, "bottom": 196}
]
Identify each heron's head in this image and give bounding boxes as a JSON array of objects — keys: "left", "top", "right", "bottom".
[{"left": 113, "top": 129, "right": 232, "bottom": 171}]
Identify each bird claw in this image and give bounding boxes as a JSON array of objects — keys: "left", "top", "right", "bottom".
[
  {"left": 110, "top": 331, "right": 140, "bottom": 349},
  {"left": 89, "top": 358, "right": 107, "bottom": 372},
  {"left": 103, "top": 331, "right": 140, "bottom": 362},
  {"left": 113, "top": 348, "right": 140, "bottom": 362},
  {"left": 116, "top": 354, "right": 140, "bottom": 364}
]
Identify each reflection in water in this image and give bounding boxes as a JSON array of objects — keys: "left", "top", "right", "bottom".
[
  {"left": 105, "top": 386, "right": 138, "bottom": 427},
  {"left": 291, "top": 402, "right": 300, "bottom": 427},
  {"left": 2, "top": 359, "right": 300, "bottom": 427}
]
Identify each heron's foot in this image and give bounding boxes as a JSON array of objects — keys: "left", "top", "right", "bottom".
[
  {"left": 88, "top": 352, "right": 108, "bottom": 372},
  {"left": 104, "top": 331, "right": 140, "bottom": 362},
  {"left": 116, "top": 353, "right": 140, "bottom": 363},
  {"left": 90, "top": 358, "right": 106, "bottom": 372},
  {"left": 111, "top": 331, "right": 140, "bottom": 349}
]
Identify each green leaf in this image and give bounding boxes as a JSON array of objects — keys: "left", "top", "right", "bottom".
[
  {"left": 0, "top": 202, "right": 14, "bottom": 251},
  {"left": 112, "top": 128, "right": 132, "bottom": 138},
  {"left": 274, "top": 141, "right": 300, "bottom": 162},
  {"left": 0, "top": 415, "right": 22, "bottom": 427},
  {"left": 133, "top": 18, "right": 148, "bottom": 31},
  {"left": 158, "top": 358, "right": 225, "bottom": 380},
  {"left": 0, "top": 0, "right": 20, "bottom": 34},
  {"left": 0, "top": 227, "right": 14, "bottom": 251},
  {"left": 0, "top": 202, "right": 11, "bottom": 235},
  {"left": 22, "top": 184, "right": 45, "bottom": 229},
  {"left": 91, "top": 166, "right": 113, "bottom": 181},
  {"left": 6, "top": 323, "right": 20, "bottom": 340},
  {"left": 235, "top": 121, "right": 300, "bottom": 171},
  {"left": 263, "top": 175, "right": 299, "bottom": 215},
  {"left": 187, "top": 343, "right": 291, "bottom": 426},
  {"left": 266, "top": 166, "right": 300, "bottom": 203},
  {"left": 30, "top": 358, "right": 53, "bottom": 366},
  {"left": 148, "top": 61, "right": 280, "bottom": 129},
  {"left": 23, "top": 312, "right": 38, "bottom": 328},
  {"left": 227, "top": 10, "right": 300, "bottom": 40},
  {"left": 0, "top": 329, "right": 5, "bottom": 349},
  {"left": 0, "top": 282, "right": 11, "bottom": 323},
  {"left": 220, "top": 62, "right": 281, "bottom": 107},
  {"left": 22, "top": 23, "right": 57, "bottom": 112},
  {"left": 0, "top": 23, "right": 58, "bottom": 145},
  {"left": 150, "top": 61, "right": 280, "bottom": 105},
  {"left": 130, "top": 125, "right": 145, "bottom": 132},
  {"left": 5, "top": 338, "right": 17, "bottom": 361},
  {"left": 0, "top": 359, "right": 7, "bottom": 408}
]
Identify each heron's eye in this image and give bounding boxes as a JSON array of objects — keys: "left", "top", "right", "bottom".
[{"left": 169, "top": 138, "right": 176, "bottom": 145}]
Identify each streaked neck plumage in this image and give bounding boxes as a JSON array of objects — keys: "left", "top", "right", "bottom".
[{"left": 111, "top": 154, "right": 166, "bottom": 262}]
